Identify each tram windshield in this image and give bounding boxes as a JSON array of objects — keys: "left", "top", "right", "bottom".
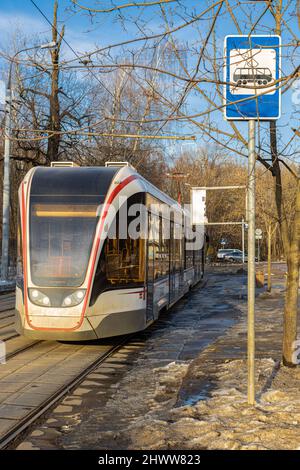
[
  {"left": 30, "top": 197, "right": 100, "bottom": 287},
  {"left": 29, "top": 167, "right": 118, "bottom": 287}
]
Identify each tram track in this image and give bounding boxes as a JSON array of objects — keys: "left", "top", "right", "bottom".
[
  {"left": 0, "top": 292, "right": 15, "bottom": 312},
  {"left": 5, "top": 278, "right": 208, "bottom": 450},
  {"left": 0, "top": 300, "right": 14, "bottom": 313},
  {"left": 0, "top": 280, "right": 207, "bottom": 449},
  {"left": 1, "top": 333, "right": 19, "bottom": 342},
  {"left": 0, "top": 334, "right": 132, "bottom": 449},
  {"left": 0, "top": 324, "right": 19, "bottom": 343},
  {"left": 6, "top": 340, "right": 43, "bottom": 361},
  {"left": 0, "top": 333, "right": 20, "bottom": 344},
  {"left": 0, "top": 293, "right": 16, "bottom": 325},
  {"left": 0, "top": 305, "right": 15, "bottom": 314},
  {"left": 0, "top": 318, "right": 15, "bottom": 330},
  {"left": 0, "top": 292, "right": 19, "bottom": 343}
]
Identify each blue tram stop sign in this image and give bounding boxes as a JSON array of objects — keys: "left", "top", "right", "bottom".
[{"left": 224, "top": 35, "right": 281, "bottom": 120}]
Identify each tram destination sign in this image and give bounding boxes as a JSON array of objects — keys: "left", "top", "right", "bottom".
[{"left": 224, "top": 35, "right": 281, "bottom": 120}]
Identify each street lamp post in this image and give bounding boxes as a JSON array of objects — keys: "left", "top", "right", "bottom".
[{"left": 1, "top": 42, "right": 56, "bottom": 281}]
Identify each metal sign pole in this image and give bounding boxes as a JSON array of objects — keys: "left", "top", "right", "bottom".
[
  {"left": 248, "top": 120, "right": 256, "bottom": 405},
  {"left": 224, "top": 34, "right": 280, "bottom": 407},
  {"left": 242, "top": 218, "right": 245, "bottom": 263}
]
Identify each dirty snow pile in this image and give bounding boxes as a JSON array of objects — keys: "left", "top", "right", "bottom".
[{"left": 127, "top": 359, "right": 300, "bottom": 450}]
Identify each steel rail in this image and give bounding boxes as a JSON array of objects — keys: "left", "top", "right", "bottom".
[
  {"left": 6, "top": 340, "right": 43, "bottom": 361},
  {"left": 0, "top": 335, "right": 131, "bottom": 449}
]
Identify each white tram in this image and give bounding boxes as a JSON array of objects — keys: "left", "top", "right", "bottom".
[{"left": 15, "top": 162, "right": 205, "bottom": 341}]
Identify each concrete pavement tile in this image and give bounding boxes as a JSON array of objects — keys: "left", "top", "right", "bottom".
[{"left": 0, "top": 403, "right": 34, "bottom": 420}]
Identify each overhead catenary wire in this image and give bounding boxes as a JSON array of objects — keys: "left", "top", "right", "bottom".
[
  {"left": 28, "top": 0, "right": 140, "bottom": 123},
  {"left": 0, "top": 0, "right": 295, "bottom": 176},
  {"left": 27, "top": 0, "right": 201, "bottom": 170},
  {"left": 5, "top": 128, "right": 196, "bottom": 142}
]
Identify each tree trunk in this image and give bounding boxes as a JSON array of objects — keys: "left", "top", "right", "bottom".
[
  {"left": 270, "top": 121, "right": 290, "bottom": 256},
  {"left": 46, "top": 1, "right": 64, "bottom": 163},
  {"left": 270, "top": 121, "right": 300, "bottom": 366},
  {"left": 282, "top": 178, "right": 300, "bottom": 366},
  {"left": 47, "top": 62, "right": 60, "bottom": 162}
]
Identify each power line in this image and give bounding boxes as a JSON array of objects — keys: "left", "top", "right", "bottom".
[
  {"left": 28, "top": 0, "right": 135, "bottom": 119},
  {"left": 29, "top": 0, "right": 178, "bottom": 165}
]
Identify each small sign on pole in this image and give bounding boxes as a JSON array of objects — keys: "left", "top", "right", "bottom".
[
  {"left": 191, "top": 189, "right": 206, "bottom": 225},
  {"left": 255, "top": 228, "right": 263, "bottom": 240}
]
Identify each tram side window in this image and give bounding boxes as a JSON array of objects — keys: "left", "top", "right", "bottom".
[
  {"left": 174, "top": 223, "right": 183, "bottom": 271},
  {"left": 161, "top": 217, "right": 170, "bottom": 276},
  {"left": 106, "top": 209, "right": 145, "bottom": 284},
  {"left": 185, "top": 238, "right": 194, "bottom": 269},
  {"left": 148, "top": 212, "right": 161, "bottom": 279},
  {"left": 16, "top": 210, "right": 23, "bottom": 288},
  {"left": 193, "top": 246, "right": 202, "bottom": 275},
  {"left": 90, "top": 193, "right": 145, "bottom": 305}
]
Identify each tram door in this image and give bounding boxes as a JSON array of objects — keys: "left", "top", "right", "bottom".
[
  {"left": 169, "top": 220, "right": 176, "bottom": 304},
  {"left": 146, "top": 212, "right": 155, "bottom": 322}
]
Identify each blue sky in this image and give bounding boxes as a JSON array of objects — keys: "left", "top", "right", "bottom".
[
  {"left": 0, "top": 0, "right": 114, "bottom": 56},
  {"left": 0, "top": 0, "right": 299, "bottom": 162}
]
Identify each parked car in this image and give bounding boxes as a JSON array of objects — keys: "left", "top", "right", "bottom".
[
  {"left": 223, "top": 250, "right": 258, "bottom": 263},
  {"left": 223, "top": 250, "right": 246, "bottom": 263},
  {"left": 217, "top": 248, "right": 235, "bottom": 260}
]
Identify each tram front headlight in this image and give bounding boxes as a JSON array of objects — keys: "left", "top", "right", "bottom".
[
  {"left": 28, "top": 289, "right": 51, "bottom": 307},
  {"left": 62, "top": 290, "right": 86, "bottom": 307}
]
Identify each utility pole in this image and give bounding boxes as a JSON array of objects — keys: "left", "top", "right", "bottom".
[
  {"left": 267, "top": 224, "right": 277, "bottom": 293},
  {"left": 248, "top": 120, "right": 256, "bottom": 405},
  {"left": 166, "top": 172, "right": 189, "bottom": 205},
  {"left": 242, "top": 218, "right": 245, "bottom": 264},
  {"left": 267, "top": 225, "right": 272, "bottom": 292},
  {"left": 1, "top": 85, "right": 12, "bottom": 280}
]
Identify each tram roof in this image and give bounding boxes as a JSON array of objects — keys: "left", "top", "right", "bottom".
[{"left": 29, "top": 165, "right": 184, "bottom": 214}]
